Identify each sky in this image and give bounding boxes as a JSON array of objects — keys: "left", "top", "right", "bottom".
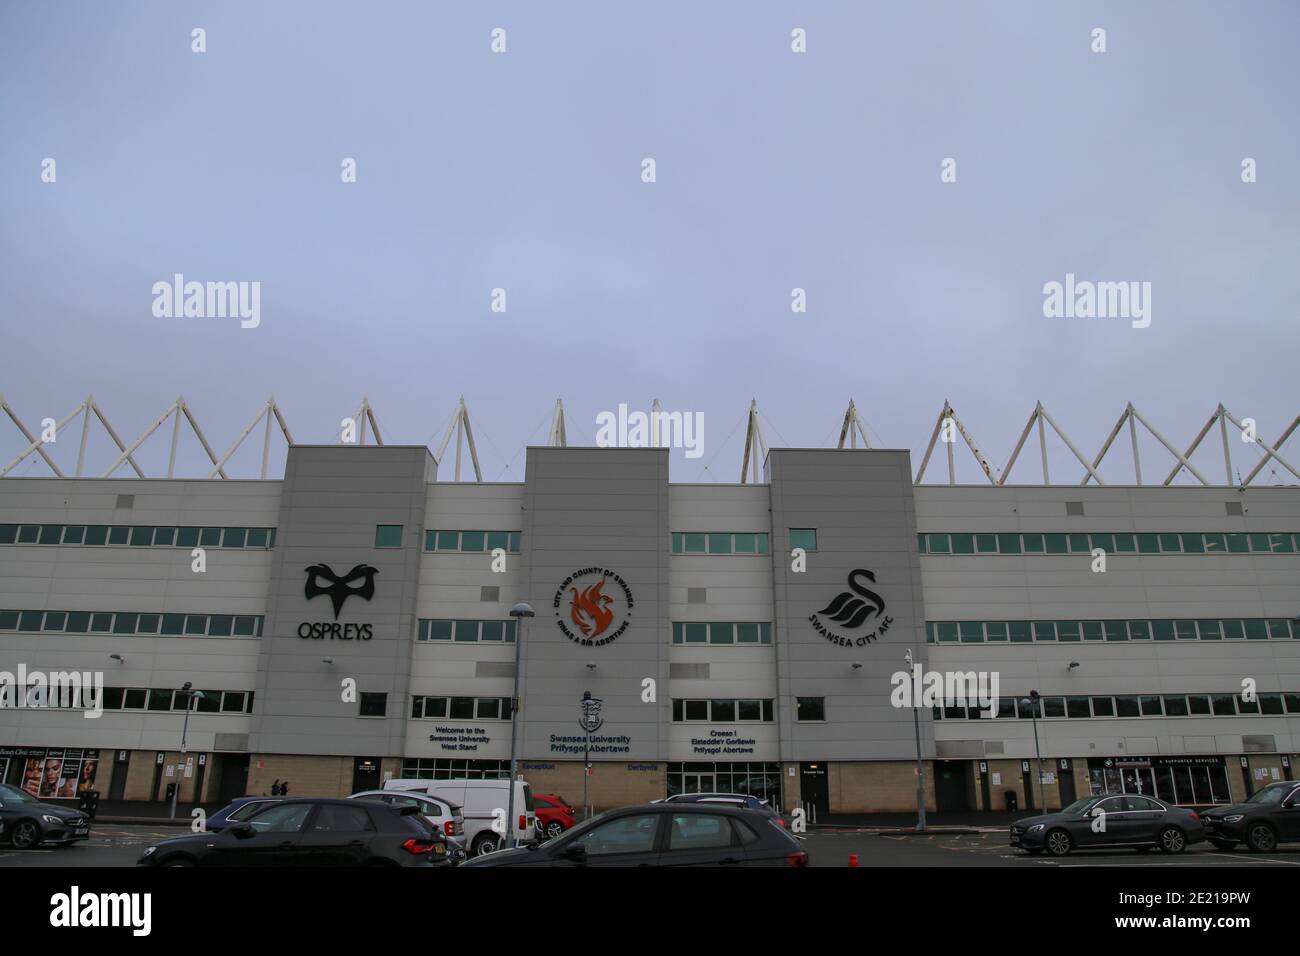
[{"left": 1, "top": 1, "right": 1297, "bottom": 485}]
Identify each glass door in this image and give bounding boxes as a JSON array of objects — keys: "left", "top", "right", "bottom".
[{"left": 683, "top": 773, "right": 715, "bottom": 794}]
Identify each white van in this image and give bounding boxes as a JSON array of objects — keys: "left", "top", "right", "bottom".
[{"left": 383, "top": 778, "right": 535, "bottom": 855}]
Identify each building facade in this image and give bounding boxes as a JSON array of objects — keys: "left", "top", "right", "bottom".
[{"left": 1, "top": 443, "right": 1297, "bottom": 815}]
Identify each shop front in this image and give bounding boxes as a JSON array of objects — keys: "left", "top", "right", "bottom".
[
  {"left": 1087, "top": 755, "right": 1232, "bottom": 807},
  {"left": 0, "top": 747, "right": 101, "bottom": 800}
]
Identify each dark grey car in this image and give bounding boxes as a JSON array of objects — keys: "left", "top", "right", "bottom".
[
  {"left": 462, "top": 803, "right": 808, "bottom": 867},
  {"left": 0, "top": 782, "right": 91, "bottom": 849},
  {"left": 1010, "top": 794, "right": 1206, "bottom": 857}
]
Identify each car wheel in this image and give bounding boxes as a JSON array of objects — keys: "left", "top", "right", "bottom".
[
  {"left": 472, "top": 833, "right": 501, "bottom": 856},
  {"left": 1245, "top": 823, "right": 1277, "bottom": 853},
  {"left": 545, "top": 821, "right": 565, "bottom": 840},
  {"left": 10, "top": 819, "right": 42, "bottom": 850},
  {"left": 1045, "top": 829, "right": 1073, "bottom": 857},
  {"left": 1208, "top": 839, "right": 1237, "bottom": 851},
  {"left": 1157, "top": 826, "right": 1186, "bottom": 854}
]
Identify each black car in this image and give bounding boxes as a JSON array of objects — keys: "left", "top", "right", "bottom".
[
  {"left": 461, "top": 802, "right": 808, "bottom": 867},
  {"left": 0, "top": 782, "right": 91, "bottom": 849},
  {"left": 137, "top": 798, "right": 450, "bottom": 867},
  {"left": 1010, "top": 794, "right": 1205, "bottom": 856},
  {"left": 1201, "top": 781, "right": 1300, "bottom": 852}
]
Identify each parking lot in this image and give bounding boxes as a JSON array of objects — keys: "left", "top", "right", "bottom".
[{"left": 3, "top": 824, "right": 1299, "bottom": 868}]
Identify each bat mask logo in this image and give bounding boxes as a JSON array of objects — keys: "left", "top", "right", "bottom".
[{"left": 304, "top": 563, "right": 379, "bottom": 619}]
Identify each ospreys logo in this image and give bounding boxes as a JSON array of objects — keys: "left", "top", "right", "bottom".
[
  {"left": 304, "top": 564, "right": 378, "bottom": 619},
  {"left": 553, "top": 568, "right": 633, "bottom": 647},
  {"left": 809, "top": 569, "right": 894, "bottom": 648}
]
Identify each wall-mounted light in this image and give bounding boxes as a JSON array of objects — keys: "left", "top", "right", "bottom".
[
  {"left": 322, "top": 658, "right": 334, "bottom": 665},
  {"left": 585, "top": 662, "right": 597, "bottom": 672},
  {"left": 851, "top": 662, "right": 863, "bottom": 670},
  {"left": 109, "top": 653, "right": 125, "bottom": 663},
  {"left": 1068, "top": 661, "right": 1081, "bottom": 671}
]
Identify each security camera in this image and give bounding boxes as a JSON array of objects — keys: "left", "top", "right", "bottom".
[
  {"left": 322, "top": 658, "right": 334, "bottom": 665},
  {"left": 851, "top": 662, "right": 863, "bottom": 670},
  {"left": 109, "top": 653, "right": 125, "bottom": 663},
  {"left": 585, "top": 662, "right": 597, "bottom": 671}
]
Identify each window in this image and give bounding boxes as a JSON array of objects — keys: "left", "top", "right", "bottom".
[
  {"left": 247, "top": 803, "right": 313, "bottom": 834},
  {"left": 310, "top": 805, "right": 375, "bottom": 832},
  {"left": 359, "top": 693, "right": 388, "bottom": 717},
  {"left": 375, "top": 525, "right": 403, "bottom": 548},
  {"left": 425, "top": 531, "right": 521, "bottom": 553},
  {"left": 667, "top": 814, "right": 734, "bottom": 851},
  {"left": 789, "top": 529, "right": 817, "bottom": 552},
  {"left": 583, "top": 814, "right": 660, "bottom": 857},
  {"left": 796, "top": 698, "right": 825, "bottom": 721}
]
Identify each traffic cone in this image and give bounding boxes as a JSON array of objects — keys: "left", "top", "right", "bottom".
[{"left": 848, "top": 853, "right": 858, "bottom": 867}]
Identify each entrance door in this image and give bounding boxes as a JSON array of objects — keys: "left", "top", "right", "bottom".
[
  {"left": 108, "top": 750, "right": 130, "bottom": 800},
  {"left": 683, "top": 773, "right": 715, "bottom": 794},
  {"left": 1057, "top": 759, "right": 1077, "bottom": 808},
  {"left": 351, "top": 757, "right": 380, "bottom": 794},
  {"left": 215, "top": 755, "right": 250, "bottom": 803},
  {"left": 935, "top": 761, "right": 970, "bottom": 812},
  {"left": 799, "top": 763, "right": 829, "bottom": 820}
]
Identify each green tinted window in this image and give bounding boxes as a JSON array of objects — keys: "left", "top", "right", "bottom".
[
  {"left": 1008, "top": 622, "right": 1031, "bottom": 643},
  {"left": 19, "top": 610, "right": 42, "bottom": 630},
  {"left": 1057, "top": 621, "right": 1080, "bottom": 642},
  {"left": 454, "top": 620, "right": 479, "bottom": 641},
  {"left": 958, "top": 622, "right": 983, "bottom": 643},
  {"left": 1174, "top": 620, "right": 1197, "bottom": 640},
  {"left": 487, "top": 532, "right": 509, "bottom": 552},
  {"left": 436, "top": 531, "right": 459, "bottom": 551},
  {"left": 208, "top": 615, "right": 233, "bottom": 637},
  {"left": 233, "top": 616, "right": 256, "bottom": 637},
  {"left": 130, "top": 527, "right": 153, "bottom": 546},
  {"left": 671, "top": 533, "right": 683, "bottom": 553},
  {"left": 927, "top": 534, "right": 950, "bottom": 553},
  {"left": 1221, "top": 619, "right": 1245, "bottom": 640},
  {"left": 1181, "top": 534, "right": 1204, "bottom": 554},
  {"left": 1081, "top": 621, "right": 1104, "bottom": 641},
  {"left": 1090, "top": 533, "right": 1113, "bottom": 553},
  {"left": 733, "top": 533, "right": 756, "bottom": 554},
  {"left": 1112, "top": 534, "right": 1136, "bottom": 553},
  {"left": 1136, "top": 533, "right": 1159, "bottom": 553},
  {"left": 1158, "top": 533, "right": 1181, "bottom": 552},
  {"left": 710, "top": 623, "right": 735, "bottom": 644},
  {"left": 0, "top": 525, "right": 16, "bottom": 544},
  {"left": 199, "top": 528, "right": 221, "bottom": 547},
  {"left": 184, "top": 615, "right": 207, "bottom": 635},
  {"left": 1197, "top": 620, "right": 1221, "bottom": 640},
  {"left": 246, "top": 528, "right": 268, "bottom": 548},
  {"left": 684, "top": 533, "right": 706, "bottom": 554},
  {"left": 175, "top": 527, "right": 199, "bottom": 547},
  {"left": 789, "top": 529, "right": 817, "bottom": 552},
  {"left": 1202, "top": 533, "right": 1226, "bottom": 553},
  {"left": 107, "top": 527, "right": 129, "bottom": 545},
  {"left": 684, "top": 623, "right": 707, "bottom": 644},
  {"left": 975, "top": 534, "right": 998, "bottom": 553},
  {"left": 1104, "top": 621, "right": 1128, "bottom": 641},
  {"left": 509, "top": 532, "right": 521, "bottom": 553},
  {"left": 755, "top": 533, "right": 769, "bottom": 554},
  {"left": 481, "top": 621, "right": 504, "bottom": 641},
  {"left": 137, "top": 614, "right": 160, "bottom": 634},
  {"left": 153, "top": 527, "right": 176, "bottom": 546},
  {"left": 17, "top": 526, "right": 39, "bottom": 543},
  {"left": 936, "top": 623, "right": 958, "bottom": 643},
  {"left": 985, "top": 622, "right": 1008, "bottom": 642},
  {"left": 736, "top": 623, "right": 759, "bottom": 643},
  {"left": 1151, "top": 620, "right": 1175, "bottom": 641},
  {"left": 160, "top": 614, "right": 185, "bottom": 636},
  {"left": 460, "top": 531, "right": 485, "bottom": 552},
  {"left": 65, "top": 611, "right": 90, "bottom": 633},
  {"left": 996, "top": 533, "right": 1021, "bottom": 554},
  {"left": 1067, "top": 533, "right": 1090, "bottom": 553},
  {"left": 39, "top": 525, "right": 62, "bottom": 544},
  {"left": 427, "top": 620, "right": 453, "bottom": 641},
  {"left": 113, "top": 613, "right": 138, "bottom": 634},
  {"left": 1225, "top": 533, "right": 1249, "bottom": 553},
  {"left": 708, "top": 534, "right": 732, "bottom": 555},
  {"left": 43, "top": 611, "right": 66, "bottom": 631},
  {"left": 1022, "top": 534, "right": 1044, "bottom": 553},
  {"left": 1044, "top": 534, "right": 1068, "bottom": 554},
  {"left": 223, "top": 527, "right": 248, "bottom": 548},
  {"left": 61, "top": 526, "right": 86, "bottom": 544},
  {"left": 1128, "top": 621, "right": 1151, "bottom": 640},
  {"left": 1033, "top": 622, "right": 1057, "bottom": 641},
  {"left": 951, "top": 534, "right": 975, "bottom": 554}
]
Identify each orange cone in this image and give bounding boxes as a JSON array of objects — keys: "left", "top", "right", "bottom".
[{"left": 848, "top": 853, "right": 858, "bottom": 867}]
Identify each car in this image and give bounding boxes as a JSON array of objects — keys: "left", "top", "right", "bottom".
[
  {"left": 662, "top": 792, "right": 786, "bottom": 827},
  {"left": 137, "top": 798, "right": 451, "bottom": 867},
  {"left": 461, "top": 802, "right": 809, "bottom": 868},
  {"left": 383, "top": 778, "right": 535, "bottom": 855},
  {"left": 1200, "top": 781, "right": 1300, "bottom": 852},
  {"left": 204, "top": 795, "right": 287, "bottom": 832},
  {"left": 1010, "top": 794, "right": 1205, "bottom": 857},
  {"left": 533, "top": 793, "right": 577, "bottom": 840},
  {"left": 0, "top": 782, "right": 92, "bottom": 849},
  {"left": 349, "top": 789, "right": 468, "bottom": 860}
]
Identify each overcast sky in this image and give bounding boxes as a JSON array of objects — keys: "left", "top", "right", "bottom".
[{"left": 1, "top": 1, "right": 1297, "bottom": 485}]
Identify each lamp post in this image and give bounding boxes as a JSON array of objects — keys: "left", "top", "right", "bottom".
[
  {"left": 1019, "top": 690, "right": 1044, "bottom": 811},
  {"left": 905, "top": 649, "right": 926, "bottom": 831},
  {"left": 504, "top": 602, "right": 533, "bottom": 850},
  {"left": 169, "top": 684, "right": 204, "bottom": 820}
]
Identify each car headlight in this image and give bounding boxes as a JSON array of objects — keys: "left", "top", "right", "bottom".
[
  {"left": 141, "top": 846, "right": 157, "bottom": 858},
  {"left": 1027, "top": 824, "right": 1044, "bottom": 832},
  {"left": 42, "top": 814, "right": 63, "bottom": 825},
  {"left": 1223, "top": 814, "right": 1244, "bottom": 823}
]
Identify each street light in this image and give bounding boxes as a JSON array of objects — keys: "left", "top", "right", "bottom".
[
  {"left": 504, "top": 602, "right": 534, "bottom": 850},
  {"left": 1019, "top": 690, "right": 1044, "bottom": 811},
  {"left": 169, "top": 683, "right": 205, "bottom": 820},
  {"left": 905, "top": 649, "right": 926, "bottom": 832}
]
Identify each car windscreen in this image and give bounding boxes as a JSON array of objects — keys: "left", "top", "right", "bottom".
[
  {"left": 1245, "top": 784, "right": 1290, "bottom": 806},
  {"left": 0, "top": 784, "right": 36, "bottom": 804}
]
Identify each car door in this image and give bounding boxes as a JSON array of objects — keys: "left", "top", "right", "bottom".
[
  {"left": 1280, "top": 786, "right": 1300, "bottom": 841},
  {"left": 557, "top": 811, "right": 663, "bottom": 866},
  {"left": 1126, "top": 796, "right": 1167, "bottom": 842},
  {"left": 207, "top": 801, "right": 313, "bottom": 866},
  {"left": 298, "top": 804, "right": 378, "bottom": 865},
  {"left": 660, "top": 812, "right": 744, "bottom": 867},
  {"left": 1078, "top": 796, "right": 1130, "bottom": 847}
]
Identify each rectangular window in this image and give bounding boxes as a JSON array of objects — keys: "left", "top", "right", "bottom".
[
  {"left": 450, "top": 697, "right": 475, "bottom": 719},
  {"left": 684, "top": 623, "right": 707, "bottom": 644},
  {"left": 175, "top": 527, "right": 199, "bottom": 548},
  {"left": 375, "top": 525, "right": 402, "bottom": 548},
  {"left": 1112, "top": 534, "right": 1136, "bottom": 553},
  {"left": 958, "top": 622, "right": 982, "bottom": 643},
  {"left": 476, "top": 698, "right": 501, "bottom": 720},
  {"left": 246, "top": 528, "right": 269, "bottom": 548},
  {"left": 42, "top": 611, "right": 67, "bottom": 631},
  {"left": 975, "top": 534, "right": 999, "bottom": 554},
  {"left": 796, "top": 697, "right": 825, "bottom": 721},
  {"left": 996, "top": 533, "right": 1021, "bottom": 554},
  {"left": 683, "top": 533, "right": 706, "bottom": 554},
  {"left": 1187, "top": 695, "right": 1212, "bottom": 716},
  {"left": 985, "top": 621, "right": 1008, "bottom": 642},
  {"left": 65, "top": 611, "right": 90, "bottom": 633},
  {"left": 107, "top": 526, "right": 130, "bottom": 546},
  {"left": 460, "top": 531, "right": 485, "bottom": 552},
  {"left": 359, "top": 693, "right": 387, "bottom": 717},
  {"left": 39, "top": 525, "right": 62, "bottom": 545},
  {"left": 732, "top": 533, "right": 755, "bottom": 553},
  {"left": 222, "top": 527, "right": 247, "bottom": 549},
  {"left": 1180, "top": 533, "right": 1205, "bottom": 554},
  {"left": 1211, "top": 694, "right": 1236, "bottom": 716},
  {"left": 1067, "top": 533, "right": 1090, "bottom": 553},
  {"left": 1158, "top": 533, "right": 1182, "bottom": 553},
  {"left": 1128, "top": 621, "right": 1151, "bottom": 641},
  {"left": 197, "top": 528, "right": 220, "bottom": 547},
  {"left": 707, "top": 533, "right": 732, "bottom": 555},
  {"left": 1151, "top": 619, "right": 1175, "bottom": 641},
  {"left": 208, "top": 615, "right": 233, "bottom": 637},
  {"left": 1197, "top": 619, "right": 1222, "bottom": 640},
  {"left": 1135, "top": 533, "right": 1159, "bottom": 554},
  {"left": 1091, "top": 696, "right": 1115, "bottom": 717},
  {"left": 736, "top": 623, "right": 759, "bottom": 643},
  {"left": 1139, "top": 696, "right": 1163, "bottom": 717},
  {"left": 1203, "top": 533, "right": 1226, "bottom": 553},
  {"left": 454, "top": 620, "right": 479, "bottom": 642},
  {"left": 950, "top": 534, "right": 975, "bottom": 554},
  {"left": 1103, "top": 621, "right": 1128, "bottom": 642},
  {"left": 486, "top": 531, "right": 509, "bottom": 553},
  {"left": 789, "top": 529, "right": 817, "bottom": 552},
  {"left": 113, "top": 613, "right": 138, "bottom": 634},
  {"left": 1008, "top": 621, "right": 1032, "bottom": 643},
  {"left": 160, "top": 614, "right": 185, "bottom": 636},
  {"left": 480, "top": 621, "right": 504, "bottom": 642},
  {"left": 711, "top": 699, "right": 736, "bottom": 722},
  {"left": 1163, "top": 695, "right": 1189, "bottom": 717},
  {"left": 1114, "top": 696, "right": 1140, "bottom": 718},
  {"left": 184, "top": 615, "right": 206, "bottom": 635},
  {"left": 1033, "top": 621, "right": 1057, "bottom": 642},
  {"left": 936, "top": 623, "right": 958, "bottom": 643},
  {"left": 1057, "top": 621, "right": 1081, "bottom": 642},
  {"left": 1221, "top": 619, "right": 1245, "bottom": 640},
  {"left": 1267, "top": 619, "right": 1292, "bottom": 639},
  {"left": 1044, "top": 534, "right": 1068, "bottom": 554},
  {"left": 0, "top": 524, "right": 16, "bottom": 544},
  {"left": 684, "top": 700, "right": 708, "bottom": 721},
  {"left": 1022, "top": 534, "right": 1044, "bottom": 553},
  {"left": 709, "top": 623, "right": 735, "bottom": 645},
  {"left": 737, "top": 700, "right": 762, "bottom": 721}
]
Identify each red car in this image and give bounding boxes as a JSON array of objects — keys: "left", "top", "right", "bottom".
[{"left": 532, "top": 793, "right": 576, "bottom": 839}]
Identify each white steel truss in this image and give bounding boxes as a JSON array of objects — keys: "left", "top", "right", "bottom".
[
  {"left": 1, "top": 395, "right": 1295, "bottom": 486},
  {"left": 739, "top": 399, "right": 768, "bottom": 484},
  {"left": 433, "top": 396, "right": 483, "bottom": 482}
]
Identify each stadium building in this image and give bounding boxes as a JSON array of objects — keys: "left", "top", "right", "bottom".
[{"left": 0, "top": 397, "right": 1297, "bottom": 815}]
